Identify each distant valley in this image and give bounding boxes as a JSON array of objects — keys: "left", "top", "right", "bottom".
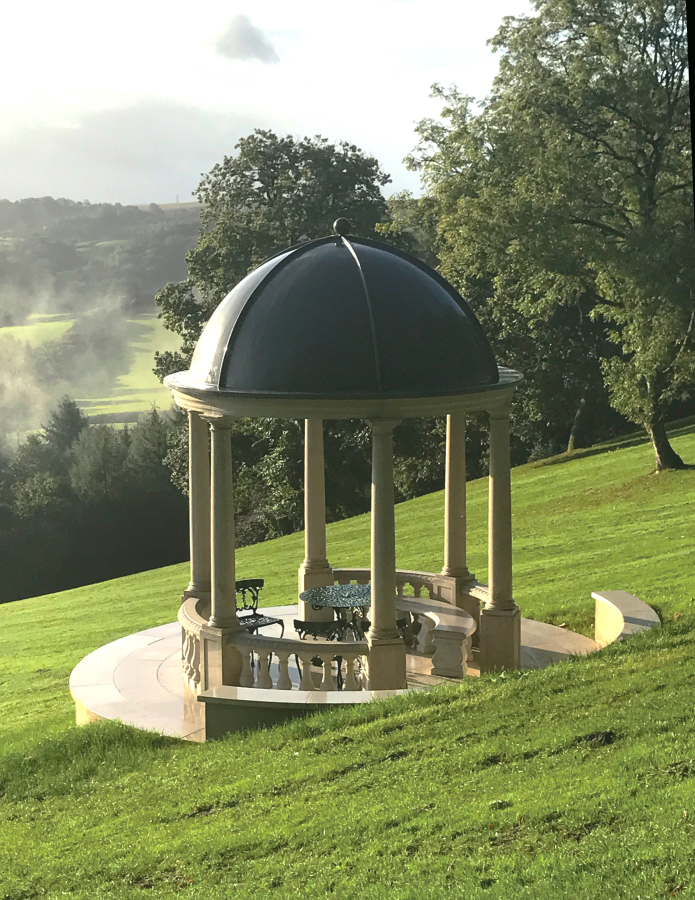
[{"left": 0, "top": 196, "right": 199, "bottom": 441}]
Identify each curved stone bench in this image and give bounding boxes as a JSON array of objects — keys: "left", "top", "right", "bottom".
[
  {"left": 592, "top": 590, "right": 661, "bottom": 649},
  {"left": 396, "top": 596, "right": 477, "bottom": 678}
]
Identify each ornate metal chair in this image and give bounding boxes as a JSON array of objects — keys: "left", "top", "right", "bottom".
[{"left": 235, "top": 579, "right": 285, "bottom": 637}]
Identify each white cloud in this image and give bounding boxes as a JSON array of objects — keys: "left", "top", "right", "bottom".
[
  {"left": 0, "top": 102, "right": 258, "bottom": 205},
  {"left": 216, "top": 15, "right": 280, "bottom": 64}
]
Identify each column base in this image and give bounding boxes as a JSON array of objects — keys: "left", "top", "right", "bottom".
[
  {"left": 182, "top": 586, "right": 211, "bottom": 604},
  {"left": 479, "top": 606, "right": 521, "bottom": 673},
  {"left": 298, "top": 564, "right": 334, "bottom": 621},
  {"left": 365, "top": 635, "right": 407, "bottom": 691}
]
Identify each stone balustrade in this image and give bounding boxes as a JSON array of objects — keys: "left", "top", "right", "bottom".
[
  {"left": 333, "top": 567, "right": 439, "bottom": 598},
  {"left": 179, "top": 594, "right": 207, "bottom": 690},
  {"left": 232, "top": 632, "right": 366, "bottom": 692},
  {"left": 332, "top": 568, "right": 476, "bottom": 678},
  {"left": 179, "top": 567, "right": 480, "bottom": 693}
]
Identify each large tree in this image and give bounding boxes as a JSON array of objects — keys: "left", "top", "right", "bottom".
[
  {"left": 154, "top": 131, "right": 409, "bottom": 542},
  {"left": 409, "top": 0, "right": 693, "bottom": 469},
  {"left": 154, "top": 129, "right": 392, "bottom": 379}
]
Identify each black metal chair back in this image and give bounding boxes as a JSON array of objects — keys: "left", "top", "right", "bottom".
[{"left": 235, "top": 578, "right": 264, "bottom": 613}]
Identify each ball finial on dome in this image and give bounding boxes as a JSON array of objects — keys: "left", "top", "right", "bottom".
[{"left": 333, "top": 217, "right": 352, "bottom": 236}]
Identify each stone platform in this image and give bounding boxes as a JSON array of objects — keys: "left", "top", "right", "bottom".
[{"left": 70, "top": 605, "right": 597, "bottom": 741}]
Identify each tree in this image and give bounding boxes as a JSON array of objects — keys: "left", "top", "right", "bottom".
[
  {"left": 154, "top": 129, "right": 392, "bottom": 379},
  {"left": 12, "top": 473, "right": 69, "bottom": 521},
  {"left": 41, "top": 396, "right": 87, "bottom": 475},
  {"left": 409, "top": 0, "right": 693, "bottom": 469},
  {"left": 154, "top": 130, "right": 399, "bottom": 540},
  {"left": 127, "top": 408, "right": 172, "bottom": 493},
  {"left": 70, "top": 425, "right": 129, "bottom": 501}
]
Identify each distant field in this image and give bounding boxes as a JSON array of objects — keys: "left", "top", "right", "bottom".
[
  {"left": 0, "top": 311, "right": 182, "bottom": 423},
  {"left": 75, "top": 313, "right": 182, "bottom": 420},
  {"left": 1, "top": 312, "right": 74, "bottom": 345}
]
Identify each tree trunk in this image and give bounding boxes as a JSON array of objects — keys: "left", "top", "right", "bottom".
[
  {"left": 566, "top": 386, "right": 588, "bottom": 453},
  {"left": 645, "top": 420, "right": 684, "bottom": 471}
]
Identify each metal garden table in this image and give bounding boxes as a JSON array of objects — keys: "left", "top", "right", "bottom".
[{"left": 299, "top": 584, "right": 371, "bottom": 641}]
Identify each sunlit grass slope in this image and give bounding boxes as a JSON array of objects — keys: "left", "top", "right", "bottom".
[{"left": 0, "top": 426, "right": 693, "bottom": 898}]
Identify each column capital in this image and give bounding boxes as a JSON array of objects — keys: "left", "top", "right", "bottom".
[
  {"left": 366, "top": 417, "right": 401, "bottom": 434},
  {"left": 203, "top": 415, "right": 233, "bottom": 431},
  {"left": 488, "top": 408, "right": 511, "bottom": 422}
]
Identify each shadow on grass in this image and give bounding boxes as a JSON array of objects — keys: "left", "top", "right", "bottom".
[
  {"left": 0, "top": 719, "right": 180, "bottom": 802},
  {"left": 533, "top": 418, "right": 695, "bottom": 470}
]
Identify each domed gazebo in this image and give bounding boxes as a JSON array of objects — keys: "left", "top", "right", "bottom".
[{"left": 165, "top": 221, "right": 523, "bottom": 733}]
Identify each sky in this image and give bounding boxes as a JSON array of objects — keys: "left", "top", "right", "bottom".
[{"left": 0, "top": 0, "right": 534, "bottom": 205}]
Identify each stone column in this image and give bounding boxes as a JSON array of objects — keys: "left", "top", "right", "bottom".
[
  {"left": 298, "top": 419, "right": 334, "bottom": 620},
  {"left": 442, "top": 412, "right": 469, "bottom": 578},
  {"left": 184, "top": 410, "right": 211, "bottom": 601},
  {"left": 365, "top": 418, "right": 406, "bottom": 691},
  {"left": 201, "top": 416, "right": 242, "bottom": 688},
  {"left": 479, "top": 409, "right": 521, "bottom": 672},
  {"left": 436, "top": 411, "right": 480, "bottom": 633}
]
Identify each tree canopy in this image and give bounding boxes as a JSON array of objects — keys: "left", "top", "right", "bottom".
[
  {"left": 154, "top": 129, "right": 392, "bottom": 380},
  {"left": 406, "top": 0, "right": 693, "bottom": 468}
]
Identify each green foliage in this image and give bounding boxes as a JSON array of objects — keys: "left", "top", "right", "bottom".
[
  {"left": 409, "top": 0, "right": 693, "bottom": 468},
  {"left": 39, "top": 396, "right": 87, "bottom": 475},
  {"left": 0, "top": 399, "right": 188, "bottom": 602},
  {"left": 69, "top": 424, "right": 130, "bottom": 501},
  {"left": 11, "top": 472, "right": 69, "bottom": 520},
  {"left": 127, "top": 408, "right": 172, "bottom": 493}
]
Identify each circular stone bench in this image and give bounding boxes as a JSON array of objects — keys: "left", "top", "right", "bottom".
[
  {"left": 592, "top": 590, "right": 661, "bottom": 648},
  {"left": 396, "top": 596, "right": 477, "bottom": 678}
]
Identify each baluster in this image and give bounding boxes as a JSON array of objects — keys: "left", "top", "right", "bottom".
[
  {"left": 192, "top": 637, "right": 200, "bottom": 686},
  {"left": 336, "top": 574, "right": 349, "bottom": 585},
  {"left": 239, "top": 649, "right": 255, "bottom": 687},
  {"left": 182, "top": 633, "right": 191, "bottom": 679},
  {"left": 422, "top": 619, "right": 436, "bottom": 655},
  {"left": 343, "top": 656, "right": 360, "bottom": 690},
  {"left": 258, "top": 651, "right": 273, "bottom": 688},
  {"left": 462, "top": 635, "right": 472, "bottom": 675},
  {"left": 413, "top": 583, "right": 423, "bottom": 598},
  {"left": 319, "top": 655, "right": 334, "bottom": 690},
  {"left": 298, "top": 652, "right": 315, "bottom": 691},
  {"left": 276, "top": 652, "right": 293, "bottom": 690}
]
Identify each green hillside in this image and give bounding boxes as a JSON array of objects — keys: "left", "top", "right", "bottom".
[{"left": 0, "top": 426, "right": 693, "bottom": 898}]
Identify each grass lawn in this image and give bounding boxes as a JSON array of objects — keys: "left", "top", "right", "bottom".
[{"left": 0, "top": 426, "right": 693, "bottom": 898}]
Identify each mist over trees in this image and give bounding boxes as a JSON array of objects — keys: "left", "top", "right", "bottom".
[
  {"left": 0, "top": 198, "right": 201, "bottom": 440},
  {"left": 0, "top": 197, "right": 199, "bottom": 325}
]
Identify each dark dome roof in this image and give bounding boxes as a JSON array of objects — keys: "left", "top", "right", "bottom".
[{"left": 188, "top": 234, "right": 498, "bottom": 399}]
